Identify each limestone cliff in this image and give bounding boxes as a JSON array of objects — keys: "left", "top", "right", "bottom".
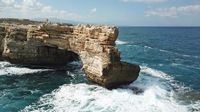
[{"left": 0, "top": 20, "right": 140, "bottom": 88}]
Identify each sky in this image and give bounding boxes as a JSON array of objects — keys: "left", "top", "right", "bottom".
[{"left": 0, "top": 0, "right": 200, "bottom": 26}]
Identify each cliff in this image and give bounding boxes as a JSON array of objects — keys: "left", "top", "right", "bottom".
[{"left": 0, "top": 19, "right": 140, "bottom": 88}]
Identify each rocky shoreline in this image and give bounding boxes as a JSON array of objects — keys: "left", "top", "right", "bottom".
[{"left": 0, "top": 19, "right": 140, "bottom": 88}]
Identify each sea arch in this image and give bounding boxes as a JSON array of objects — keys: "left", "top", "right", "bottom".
[{"left": 0, "top": 23, "right": 140, "bottom": 88}]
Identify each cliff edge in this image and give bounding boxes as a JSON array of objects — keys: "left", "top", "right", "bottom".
[{"left": 0, "top": 19, "right": 140, "bottom": 88}]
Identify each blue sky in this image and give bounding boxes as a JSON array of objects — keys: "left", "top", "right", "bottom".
[{"left": 0, "top": 0, "right": 200, "bottom": 26}]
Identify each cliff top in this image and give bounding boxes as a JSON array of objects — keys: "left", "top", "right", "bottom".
[{"left": 0, "top": 18, "right": 73, "bottom": 26}]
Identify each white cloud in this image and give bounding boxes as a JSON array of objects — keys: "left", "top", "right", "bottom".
[
  {"left": 1, "top": 0, "right": 15, "bottom": 5},
  {"left": 122, "top": 0, "right": 167, "bottom": 3},
  {"left": 145, "top": 7, "right": 177, "bottom": 17},
  {"left": 0, "top": 0, "right": 83, "bottom": 20},
  {"left": 145, "top": 4, "right": 200, "bottom": 17},
  {"left": 91, "top": 8, "right": 97, "bottom": 13},
  {"left": 177, "top": 5, "right": 200, "bottom": 14}
]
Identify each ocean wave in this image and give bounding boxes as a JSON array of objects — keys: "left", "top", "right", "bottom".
[
  {"left": 189, "top": 101, "right": 200, "bottom": 112},
  {"left": 138, "top": 66, "right": 191, "bottom": 92},
  {"left": 171, "top": 63, "right": 200, "bottom": 70},
  {"left": 21, "top": 66, "right": 191, "bottom": 112},
  {"left": 0, "top": 61, "right": 12, "bottom": 68},
  {"left": 159, "top": 49, "right": 200, "bottom": 59},
  {"left": 140, "top": 66, "right": 172, "bottom": 80},
  {"left": 22, "top": 84, "right": 188, "bottom": 112},
  {"left": 159, "top": 49, "right": 169, "bottom": 52},
  {"left": 0, "top": 61, "right": 52, "bottom": 76},
  {"left": 144, "top": 46, "right": 153, "bottom": 49},
  {"left": 136, "top": 45, "right": 200, "bottom": 59},
  {"left": 115, "top": 40, "right": 128, "bottom": 45}
]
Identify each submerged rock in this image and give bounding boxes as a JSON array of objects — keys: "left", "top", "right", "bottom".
[{"left": 0, "top": 19, "right": 140, "bottom": 88}]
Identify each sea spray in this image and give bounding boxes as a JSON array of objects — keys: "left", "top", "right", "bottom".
[
  {"left": 0, "top": 61, "right": 52, "bottom": 76},
  {"left": 116, "top": 40, "right": 128, "bottom": 45},
  {"left": 22, "top": 66, "right": 189, "bottom": 112}
]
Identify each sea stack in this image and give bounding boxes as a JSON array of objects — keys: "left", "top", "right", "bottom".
[{"left": 0, "top": 19, "right": 140, "bottom": 88}]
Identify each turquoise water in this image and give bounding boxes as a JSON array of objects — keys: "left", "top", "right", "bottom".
[{"left": 0, "top": 27, "right": 200, "bottom": 112}]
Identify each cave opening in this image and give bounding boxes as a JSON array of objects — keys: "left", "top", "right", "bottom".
[
  {"left": 34, "top": 45, "right": 82, "bottom": 69},
  {"left": 1, "top": 44, "right": 83, "bottom": 70}
]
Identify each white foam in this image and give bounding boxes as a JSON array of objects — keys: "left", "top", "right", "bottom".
[
  {"left": 22, "top": 84, "right": 188, "bottom": 112},
  {"left": 0, "top": 61, "right": 51, "bottom": 76},
  {"left": 159, "top": 49, "right": 200, "bottom": 59},
  {"left": 189, "top": 101, "right": 200, "bottom": 112},
  {"left": 138, "top": 66, "right": 190, "bottom": 91},
  {"left": 0, "top": 61, "right": 12, "bottom": 68},
  {"left": 140, "top": 66, "right": 173, "bottom": 80},
  {"left": 116, "top": 40, "right": 128, "bottom": 45},
  {"left": 144, "top": 46, "right": 153, "bottom": 49},
  {"left": 22, "top": 66, "right": 190, "bottom": 112},
  {"left": 0, "top": 67, "right": 51, "bottom": 76},
  {"left": 171, "top": 63, "right": 200, "bottom": 70},
  {"left": 159, "top": 49, "right": 169, "bottom": 53}
]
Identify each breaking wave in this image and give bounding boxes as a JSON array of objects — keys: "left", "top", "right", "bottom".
[
  {"left": 159, "top": 49, "right": 200, "bottom": 59},
  {"left": 116, "top": 40, "right": 128, "bottom": 45},
  {"left": 0, "top": 61, "right": 52, "bottom": 76},
  {"left": 144, "top": 46, "right": 153, "bottom": 49},
  {"left": 21, "top": 66, "right": 197, "bottom": 112},
  {"left": 138, "top": 45, "right": 199, "bottom": 59}
]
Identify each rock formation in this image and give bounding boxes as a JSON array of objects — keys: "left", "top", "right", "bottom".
[{"left": 0, "top": 19, "right": 140, "bottom": 88}]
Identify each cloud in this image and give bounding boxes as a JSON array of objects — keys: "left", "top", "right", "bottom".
[
  {"left": 87, "top": 8, "right": 97, "bottom": 18},
  {"left": 122, "top": 0, "right": 167, "bottom": 3},
  {"left": 145, "top": 4, "right": 200, "bottom": 17},
  {"left": 145, "top": 7, "right": 177, "bottom": 17},
  {"left": 1, "top": 0, "right": 15, "bottom": 5},
  {"left": 0, "top": 0, "right": 82, "bottom": 20},
  {"left": 91, "top": 8, "right": 97, "bottom": 13}
]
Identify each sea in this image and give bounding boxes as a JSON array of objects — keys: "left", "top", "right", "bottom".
[{"left": 0, "top": 27, "right": 200, "bottom": 112}]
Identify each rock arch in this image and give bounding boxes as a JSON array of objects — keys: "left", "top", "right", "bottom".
[{"left": 0, "top": 22, "right": 140, "bottom": 88}]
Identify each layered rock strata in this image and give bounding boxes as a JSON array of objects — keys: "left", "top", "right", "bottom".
[{"left": 0, "top": 21, "right": 140, "bottom": 88}]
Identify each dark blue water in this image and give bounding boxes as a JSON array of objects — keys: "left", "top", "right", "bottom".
[
  {"left": 0, "top": 27, "right": 200, "bottom": 112},
  {"left": 118, "top": 27, "right": 200, "bottom": 90}
]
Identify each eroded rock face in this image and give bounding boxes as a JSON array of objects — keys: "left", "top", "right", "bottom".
[{"left": 0, "top": 21, "right": 140, "bottom": 88}]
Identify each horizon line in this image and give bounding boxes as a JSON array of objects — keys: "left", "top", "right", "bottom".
[{"left": 1, "top": 18, "right": 200, "bottom": 27}]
